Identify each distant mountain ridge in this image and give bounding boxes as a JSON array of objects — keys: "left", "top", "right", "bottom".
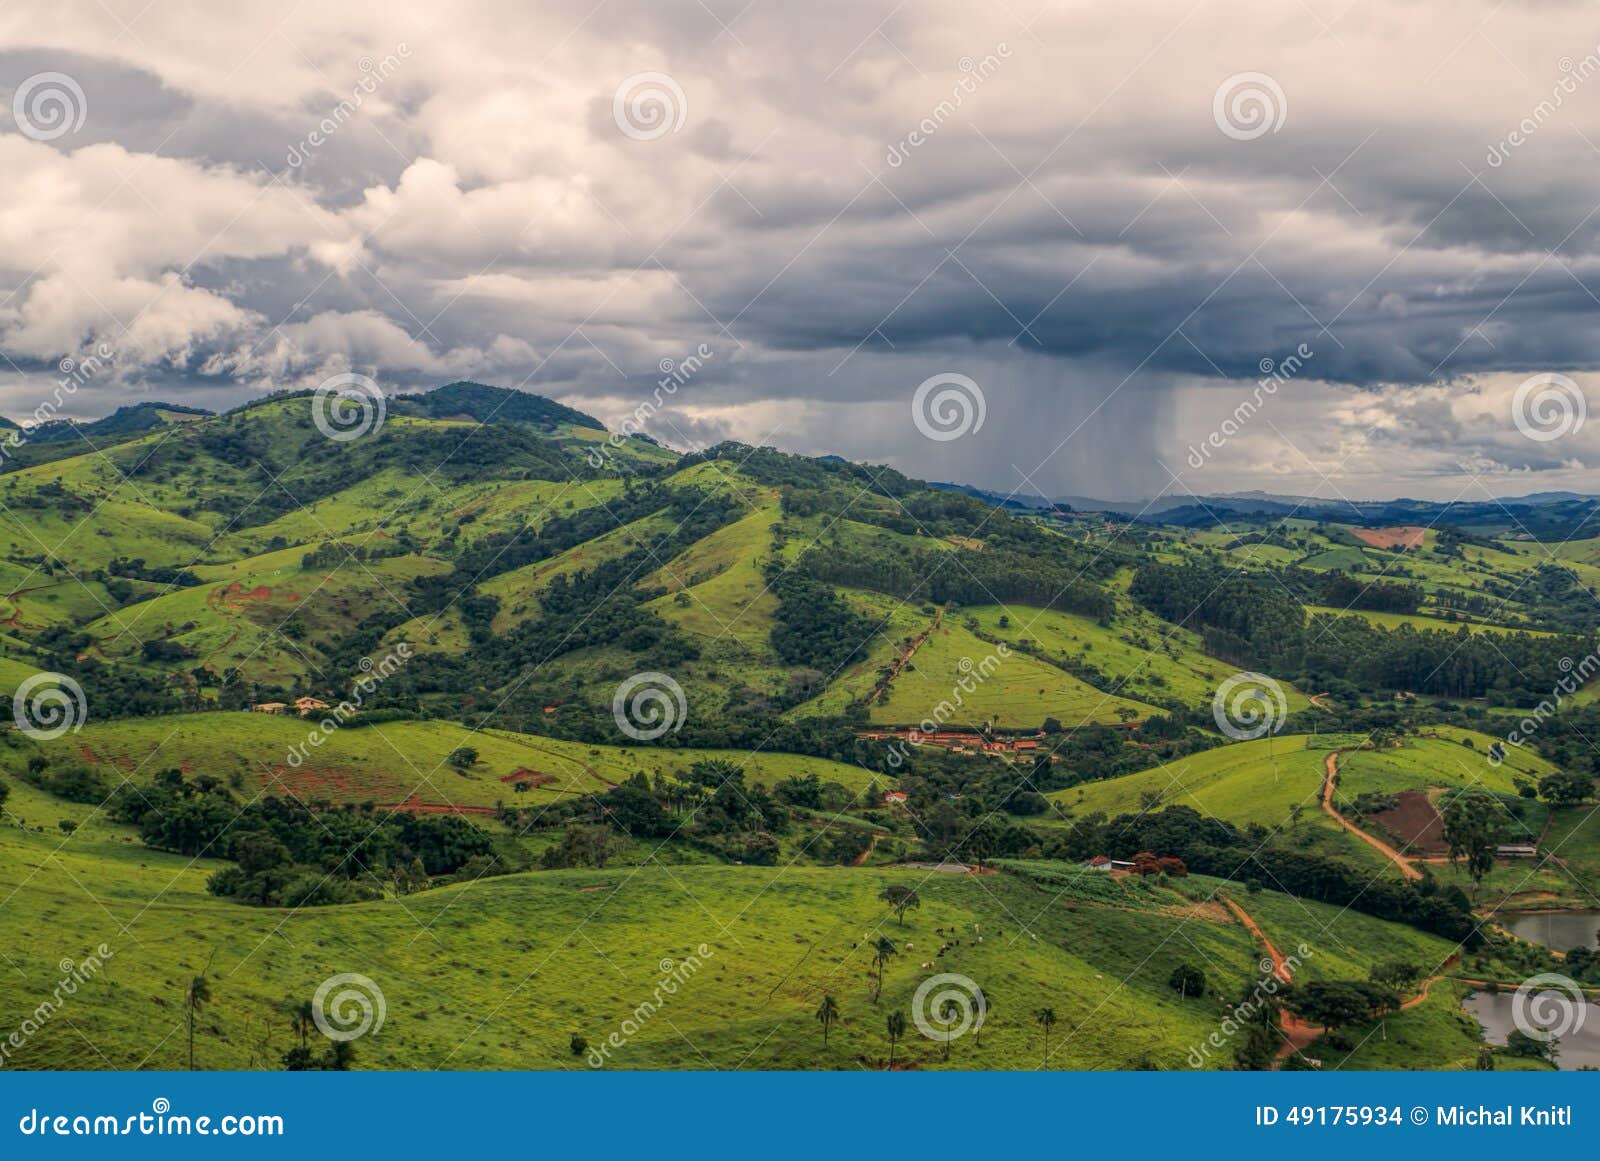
[
  {"left": 11, "top": 401, "right": 213, "bottom": 444},
  {"left": 928, "top": 480, "right": 1600, "bottom": 538}
]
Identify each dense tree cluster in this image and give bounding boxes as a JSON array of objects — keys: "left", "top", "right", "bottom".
[{"left": 104, "top": 770, "right": 495, "bottom": 907}]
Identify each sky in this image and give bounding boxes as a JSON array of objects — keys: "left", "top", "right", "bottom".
[{"left": 2, "top": 0, "right": 1599, "bottom": 503}]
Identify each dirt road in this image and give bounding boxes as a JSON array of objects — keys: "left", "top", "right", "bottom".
[{"left": 1320, "top": 750, "right": 1422, "bottom": 881}]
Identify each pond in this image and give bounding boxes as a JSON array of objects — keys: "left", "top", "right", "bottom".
[
  {"left": 1463, "top": 990, "right": 1600, "bottom": 1071},
  {"left": 1499, "top": 909, "right": 1600, "bottom": 952}
]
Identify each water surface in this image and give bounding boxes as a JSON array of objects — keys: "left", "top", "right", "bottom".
[
  {"left": 1500, "top": 909, "right": 1600, "bottom": 952},
  {"left": 1463, "top": 990, "right": 1600, "bottom": 1071}
]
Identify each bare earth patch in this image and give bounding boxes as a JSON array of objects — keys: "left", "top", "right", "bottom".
[
  {"left": 1367, "top": 789, "right": 1448, "bottom": 856},
  {"left": 1351, "top": 525, "right": 1426, "bottom": 549}
]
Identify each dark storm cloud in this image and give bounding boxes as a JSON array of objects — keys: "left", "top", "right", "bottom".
[{"left": 3, "top": 0, "right": 1600, "bottom": 497}]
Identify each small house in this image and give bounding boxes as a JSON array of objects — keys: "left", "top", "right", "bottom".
[
  {"left": 293, "top": 696, "right": 330, "bottom": 716},
  {"left": 251, "top": 702, "right": 288, "bottom": 714},
  {"left": 1495, "top": 844, "right": 1539, "bottom": 859}
]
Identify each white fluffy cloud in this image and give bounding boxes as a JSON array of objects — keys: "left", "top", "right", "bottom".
[{"left": 3, "top": 0, "right": 1600, "bottom": 497}]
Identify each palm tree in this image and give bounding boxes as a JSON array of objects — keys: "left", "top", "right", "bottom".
[
  {"left": 288, "top": 998, "right": 314, "bottom": 1050},
  {"left": 816, "top": 993, "right": 840, "bottom": 1047},
  {"left": 186, "top": 972, "right": 213, "bottom": 1070},
  {"left": 1034, "top": 1006, "right": 1057, "bottom": 1068},
  {"left": 885, "top": 1010, "right": 906, "bottom": 1069},
  {"left": 870, "top": 935, "right": 897, "bottom": 1002},
  {"left": 937, "top": 998, "right": 959, "bottom": 1060}
]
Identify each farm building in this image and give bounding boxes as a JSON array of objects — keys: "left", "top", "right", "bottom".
[
  {"left": 293, "top": 697, "right": 330, "bottom": 716},
  {"left": 249, "top": 702, "right": 288, "bottom": 714}
]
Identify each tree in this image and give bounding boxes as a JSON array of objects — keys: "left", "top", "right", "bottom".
[
  {"left": 569, "top": 1032, "right": 588, "bottom": 1057},
  {"left": 1506, "top": 1028, "right": 1558, "bottom": 1063},
  {"left": 1285, "top": 980, "right": 1399, "bottom": 1032},
  {"left": 878, "top": 885, "right": 921, "bottom": 926},
  {"left": 1368, "top": 960, "right": 1422, "bottom": 991},
  {"left": 447, "top": 746, "right": 478, "bottom": 770},
  {"left": 1538, "top": 770, "right": 1594, "bottom": 807},
  {"left": 1475, "top": 1045, "right": 1495, "bottom": 1070},
  {"left": 885, "top": 1010, "right": 906, "bottom": 1068},
  {"left": 1034, "top": 1006, "right": 1057, "bottom": 1067},
  {"left": 285, "top": 998, "right": 314, "bottom": 1051},
  {"left": 1440, "top": 789, "right": 1508, "bottom": 890},
  {"left": 1169, "top": 963, "right": 1206, "bottom": 998},
  {"left": 816, "top": 993, "right": 839, "bottom": 1046},
  {"left": 185, "top": 969, "right": 213, "bottom": 1070},
  {"left": 936, "top": 996, "right": 961, "bottom": 1060},
  {"left": 870, "top": 936, "right": 897, "bottom": 1002}
]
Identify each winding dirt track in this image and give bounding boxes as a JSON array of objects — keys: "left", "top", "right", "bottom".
[
  {"left": 1226, "top": 893, "right": 1461, "bottom": 1065},
  {"left": 1222, "top": 897, "right": 1318, "bottom": 1060},
  {"left": 1320, "top": 750, "right": 1422, "bottom": 881}
]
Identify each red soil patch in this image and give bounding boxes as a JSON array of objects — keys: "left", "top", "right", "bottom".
[
  {"left": 1350, "top": 525, "right": 1425, "bottom": 549},
  {"left": 208, "top": 582, "right": 274, "bottom": 613},
  {"left": 265, "top": 765, "right": 363, "bottom": 800},
  {"left": 1366, "top": 789, "right": 1447, "bottom": 856},
  {"left": 381, "top": 796, "right": 495, "bottom": 817},
  {"left": 500, "top": 768, "right": 557, "bottom": 787}
]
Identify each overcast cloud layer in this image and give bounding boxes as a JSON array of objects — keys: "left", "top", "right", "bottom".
[{"left": 3, "top": 0, "right": 1600, "bottom": 501}]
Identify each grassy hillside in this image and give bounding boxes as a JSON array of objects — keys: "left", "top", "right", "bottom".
[
  {"left": 0, "top": 814, "right": 1468, "bottom": 1071},
  {"left": 1, "top": 384, "right": 1597, "bottom": 1074},
  {"left": 869, "top": 620, "right": 1157, "bottom": 729},
  {"left": 14, "top": 713, "right": 886, "bottom": 808}
]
